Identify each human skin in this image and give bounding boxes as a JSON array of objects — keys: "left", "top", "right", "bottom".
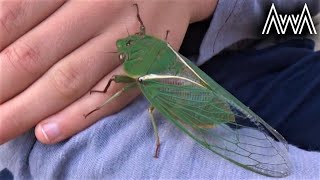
[{"left": 0, "top": 0, "right": 217, "bottom": 144}]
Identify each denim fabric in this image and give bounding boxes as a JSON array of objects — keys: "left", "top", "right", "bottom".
[{"left": 1, "top": 96, "right": 320, "bottom": 179}]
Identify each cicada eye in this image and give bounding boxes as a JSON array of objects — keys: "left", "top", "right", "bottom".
[
  {"left": 119, "top": 53, "right": 128, "bottom": 63},
  {"left": 126, "top": 40, "right": 132, "bottom": 46}
]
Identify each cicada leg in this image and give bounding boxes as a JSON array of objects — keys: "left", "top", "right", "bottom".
[
  {"left": 148, "top": 106, "right": 161, "bottom": 158},
  {"left": 133, "top": 3, "right": 145, "bottom": 35},
  {"left": 84, "top": 75, "right": 137, "bottom": 118},
  {"left": 90, "top": 75, "right": 135, "bottom": 94},
  {"left": 164, "top": 30, "right": 170, "bottom": 41}
]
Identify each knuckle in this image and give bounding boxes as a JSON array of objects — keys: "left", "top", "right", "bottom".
[
  {"left": 2, "top": 41, "right": 42, "bottom": 74},
  {"left": 50, "top": 66, "right": 82, "bottom": 99},
  {"left": 0, "top": 1, "right": 23, "bottom": 34},
  {"left": 0, "top": 13, "right": 9, "bottom": 34}
]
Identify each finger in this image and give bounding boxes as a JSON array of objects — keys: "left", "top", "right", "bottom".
[
  {"left": 0, "top": 1, "right": 125, "bottom": 103},
  {"left": 0, "top": 21, "right": 132, "bottom": 144},
  {"left": 0, "top": 0, "right": 66, "bottom": 50},
  {"left": 35, "top": 67, "right": 140, "bottom": 144}
]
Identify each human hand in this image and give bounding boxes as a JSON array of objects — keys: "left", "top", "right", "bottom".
[{"left": 0, "top": 0, "right": 217, "bottom": 144}]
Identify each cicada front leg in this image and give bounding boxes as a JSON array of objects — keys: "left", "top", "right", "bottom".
[
  {"left": 89, "top": 75, "right": 136, "bottom": 94},
  {"left": 84, "top": 75, "right": 137, "bottom": 118}
]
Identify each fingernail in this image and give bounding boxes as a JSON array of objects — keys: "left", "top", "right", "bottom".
[{"left": 41, "top": 123, "right": 60, "bottom": 142}]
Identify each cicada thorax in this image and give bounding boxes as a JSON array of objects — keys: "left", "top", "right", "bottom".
[{"left": 121, "top": 35, "right": 178, "bottom": 77}]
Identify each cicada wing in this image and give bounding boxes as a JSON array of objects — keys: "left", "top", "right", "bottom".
[
  {"left": 172, "top": 50, "right": 288, "bottom": 148},
  {"left": 139, "top": 76, "right": 290, "bottom": 177}
]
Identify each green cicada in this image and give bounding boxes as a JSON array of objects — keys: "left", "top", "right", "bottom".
[{"left": 85, "top": 4, "right": 290, "bottom": 177}]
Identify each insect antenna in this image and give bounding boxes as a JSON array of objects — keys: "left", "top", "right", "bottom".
[
  {"left": 125, "top": 24, "right": 130, "bottom": 36},
  {"left": 96, "top": 50, "right": 118, "bottom": 54}
]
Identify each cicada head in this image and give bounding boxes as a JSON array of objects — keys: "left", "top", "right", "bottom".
[
  {"left": 116, "top": 35, "right": 140, "bottom": 64},
  {"left": 116, "top": 34, "right": 172, "bottom": 77}
]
